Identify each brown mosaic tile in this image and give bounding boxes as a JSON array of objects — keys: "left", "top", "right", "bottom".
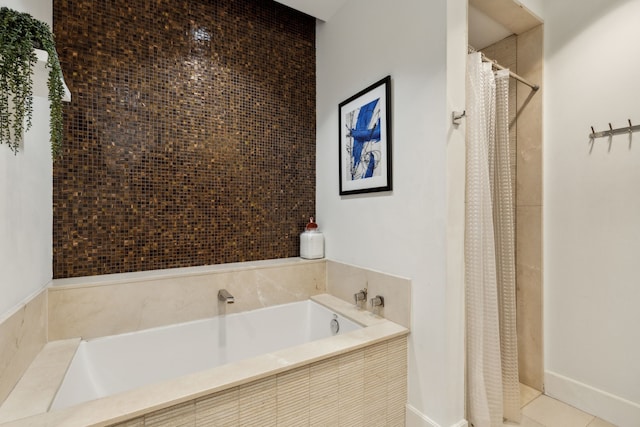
[{"left": 53, "top": 0, "right": 316, "bottom": 278}]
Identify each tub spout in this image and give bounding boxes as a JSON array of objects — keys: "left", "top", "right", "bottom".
[{"left": 218, "top": 289, "right": 234, "bottom": 303}]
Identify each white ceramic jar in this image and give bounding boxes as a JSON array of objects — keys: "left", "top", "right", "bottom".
[{"left": 300, "top": 217, "right": 324, "bottom": 259}]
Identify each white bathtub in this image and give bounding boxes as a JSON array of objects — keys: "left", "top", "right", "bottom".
[{"left": 51, "top": 299, "right": 361, "bottom": 410}]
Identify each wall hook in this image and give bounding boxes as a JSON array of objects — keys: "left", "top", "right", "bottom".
[
  {"left": 452, "top": 110, "right": 466, "bottom": 125},
  {"left": 590, "top": 119, "right": 640, "bottom": 139}
]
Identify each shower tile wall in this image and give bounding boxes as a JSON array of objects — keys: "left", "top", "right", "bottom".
[
  {"left": 481, "top": 27, "right": 544, "bottom": 391},
  {"left": 515, "top": 25, "right": 543, "bottom": 391},
  {"left": 52, "top": 0, "right": 316, "bottom": 278}
]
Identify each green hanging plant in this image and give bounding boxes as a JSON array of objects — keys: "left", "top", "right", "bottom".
[{"left": 0, "top": 7, "right": 65, "bottom": 159}]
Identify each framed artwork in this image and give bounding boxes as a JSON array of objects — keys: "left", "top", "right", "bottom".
[{"left": 338, "top": 75, "right": 392, "bottom": 195}]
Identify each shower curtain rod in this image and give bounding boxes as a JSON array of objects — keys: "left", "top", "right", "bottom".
[{"left": 480, "top": 52, "right": 540, "bottom": 92}]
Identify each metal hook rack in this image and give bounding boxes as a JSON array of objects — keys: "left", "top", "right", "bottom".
[{"left": 589, "top": 119, "right": 640, "bottom": 139}]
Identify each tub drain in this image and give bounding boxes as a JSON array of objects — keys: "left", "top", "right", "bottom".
[{"left": 330, "top": 314, "right": 340, "bottom": 335}]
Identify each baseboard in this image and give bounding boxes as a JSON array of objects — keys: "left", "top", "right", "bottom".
[
  {"left": 545, "top": 370, "right": 640, "bottom": 427},
  {"left": 405, "top": 404, "right": 468, "bottom": 427}
]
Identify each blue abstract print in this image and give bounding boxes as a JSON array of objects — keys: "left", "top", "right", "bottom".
[{"left": 345, "top": 98, "right": 381, "bottom": 181}]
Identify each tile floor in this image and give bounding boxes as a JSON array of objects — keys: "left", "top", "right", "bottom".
[{"left": 505, "top": 384, "right": 617, "bottom": 427}]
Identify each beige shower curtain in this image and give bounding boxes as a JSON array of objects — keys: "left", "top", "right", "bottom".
[{"left": 465, "top": 52, "right": 520, "bottom": 427}]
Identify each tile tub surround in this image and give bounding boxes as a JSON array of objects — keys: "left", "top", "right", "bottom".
[
  {"left": 0, "top": 290, "right": 47, "bottom": 406},
  {"left": 1, "top": 295, "right": 408, "bottom": 427},
  {"left": 48, "top": 258, "right": 326, "bottom": 340},
  {"left": 52, "top": 0, "right": 316, "bottom": 279},
  {"left": 326, "top": 260, "right": 411, "bottom": 329}
]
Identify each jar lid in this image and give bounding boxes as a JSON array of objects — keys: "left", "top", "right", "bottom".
[{"left": 305, "top": 216, "right": 318, "bottom": 231}]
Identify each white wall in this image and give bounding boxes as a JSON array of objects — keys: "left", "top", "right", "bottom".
[
  {"left": 544, "top": 0, "right": 640, "bottom": 425},
  {"left": 0, "top": 0, "right": 53, "bottom": 319},
  {"left": 316, "top": 0, "right": 466, "bottom": 425},
  {"left": 1, "top": 0, "right": 50, "bottom": 25},
  {"left": 443, "top": 0, "right": 467, "bottom": 426}
]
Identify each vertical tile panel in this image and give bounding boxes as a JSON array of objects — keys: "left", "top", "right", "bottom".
[
  {"left": 364, "top": 342, "right": 388, "bottom": 427},
  {"left": 144, "top": 401, "right": 195, "bottom": 427},
  {"left": 109, "top": 418, "right": 145, "bottom": 427},
  {"left": 338, "top": 350, "right": 365, "bottom": 426},
  {"left": 386, "top": 337, "right": 408, "bottom": 426},
  {"left": 276, "top": 366, "right": 310, "bottom": 426},
  {"left": 238, "top": 376, "right": 277, "bottom": 426},
  {"left": 309, "top": 357, "right": 340, "bottom": 426},
  {"left": 195, "top": 387, "right": 239, "bottom": 426}
]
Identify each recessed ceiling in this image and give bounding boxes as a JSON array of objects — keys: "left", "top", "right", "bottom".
[
  {"left": 273, "top": 0, "right": 348, "bottom": 21},
  {"left": 468, "top": 4, "right": 512, "bottom": 50},
  {"left": 274, "top": 0, "right": 541, "bottom": 52},
  {"left": 468, "top": 0, "right": 543, "bottom": 50},
  {"left": 470, "top": 0, "right": 542, "bottom": 35}
]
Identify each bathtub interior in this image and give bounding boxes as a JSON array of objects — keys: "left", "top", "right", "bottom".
[{"left": 51, "top": 299, "right": 361, "bottom": 411}]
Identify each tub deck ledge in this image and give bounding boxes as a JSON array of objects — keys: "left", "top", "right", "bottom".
[{"left": 0, "top": 338, "right": 80, "bottom": 424}]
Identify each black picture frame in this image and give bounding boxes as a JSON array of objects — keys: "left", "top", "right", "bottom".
[{"left": 338, "top": 75, "right": 392, "bottom": 195}]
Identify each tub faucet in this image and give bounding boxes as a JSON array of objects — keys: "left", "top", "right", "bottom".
[
  {"left": 218, "top": 289, "right": 234, "bottom": 304},
  {"left": 354, "top": 288, "right": 367, "bottom": 305},
  {"left": 370, "top": 295, "right": 384, "bottom": 308}
]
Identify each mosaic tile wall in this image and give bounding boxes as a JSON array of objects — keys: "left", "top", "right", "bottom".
[{"left": 52, "top": 0, "right": 316, "bottom": 278}]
